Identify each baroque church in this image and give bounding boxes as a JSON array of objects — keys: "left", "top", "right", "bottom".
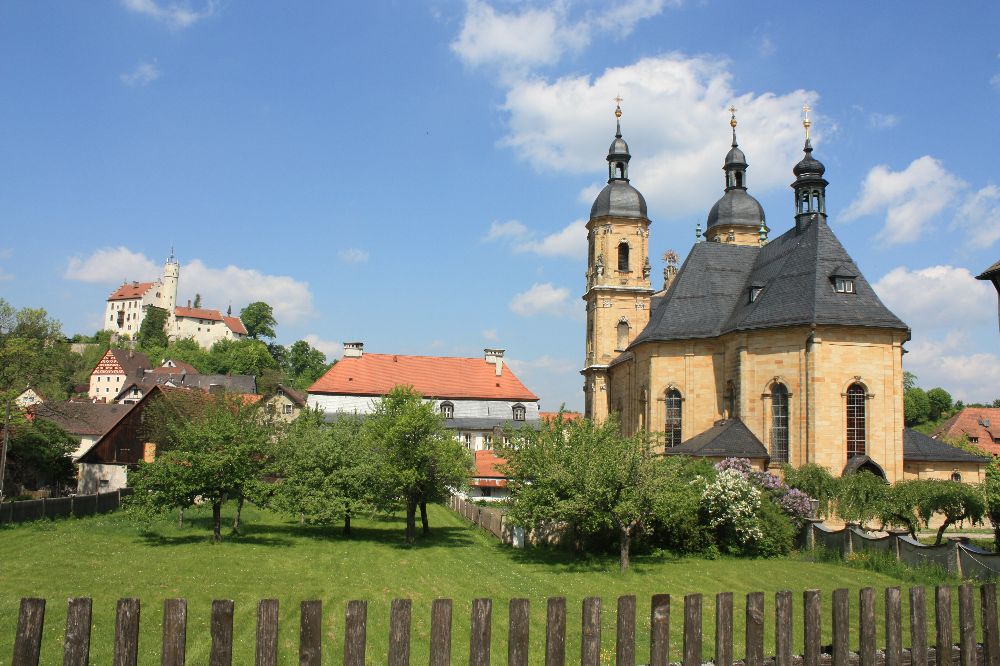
[{"left": 582, "top": 105, "right": 919, "bottom": 482}]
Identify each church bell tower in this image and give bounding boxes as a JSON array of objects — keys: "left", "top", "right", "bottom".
[{"left": 582, "top": 102, "right": 654, "bottom": 422}]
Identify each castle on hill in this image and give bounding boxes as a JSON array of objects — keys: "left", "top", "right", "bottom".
[{"left": 102, "top": 252, "right": 247, "bottom": 349}]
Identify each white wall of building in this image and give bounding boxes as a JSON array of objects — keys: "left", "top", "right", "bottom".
[
  {"left": 89, "top": 372, "right": 127, "bottom": 401},
  {"left": 170, "top": 315, "right": 239, "bottom": 349},
  {"left": 307, "top": 394, "right": 539, "bottom": 421},
  {"left": 77, "top": 463, "right": 128, "bottom": 494}
]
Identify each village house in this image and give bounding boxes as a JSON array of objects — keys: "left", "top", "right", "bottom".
[
  {"left": 932, "top": 407, "right": 1000, "bottom": 455},
  {"left": 33, "top": 400, "right": 133, "bottom": 461},
  {"left": 264, "top": 384, "right": 308, "bottom": 422},
  {"left": 88, "top": 349, "right": 150, "bottom": 401}
]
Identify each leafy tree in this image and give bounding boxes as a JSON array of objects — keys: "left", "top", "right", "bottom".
[
  {"left": 783, "top": 463, "right": 837, "bottom": 518},
  {"left": 984, "top": 457, "right": 1000, "bottom": 547},
  {"left": 834, "top": 471, "right": 889, "bottom": 527},
  {"left": 138, "top": 305, "right": 169, "bottom": 350},
  {"left": 361, "top": 386, "right": 472, "bottom": 545},
  {"left": 904, "top": 371, "right": 918, "bottom": 392},
  {"left": 927, "top": 388, "right": 953, "bottom": 421},
  {"left": 128, "top": 390, "right": 273, "bottom": 541},
  {"left": 912, "top": 479, "right": 985, "bottom": 545},
  {"left": 240, "top": 302, "right": 277, "bottom": 340},
  {"left": 207, "top": 338, "right": 278, "bottom": 378},
  {"left": 4, "top": 416, "right": 76, "bottom": 493},
  {"left": 272, "top": 411, "right": 374, "bottom": 535},
  {"left": 287, "top": 340, "right": 330, "bottom": 388},
  {"left": 499, "top": 414, "right": 668, "bottom": 572},
  {"left": 904, "top": 387, "right": 931, "bottom": 426},
  {"left": 193, "top": 293, "right": 202, "bottom": 309},
  {"left": 0, "top": 299, "right": 74, "bottom": 401},
  {"left": 161, "top": 337, "right": 213, "bottom": 373}
]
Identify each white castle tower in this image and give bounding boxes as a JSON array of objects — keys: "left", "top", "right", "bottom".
[{"left": 162, "top": 249, "right": 179, "bottom": 313}]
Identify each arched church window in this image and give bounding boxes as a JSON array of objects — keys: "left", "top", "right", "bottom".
[
  {"left": 846, "top": 384, "right": 866, "bottom": 458},
  {"left": 665, "top": 389, "right": 682, "bottom": 447},
  {"left": 618, "top": 242, "right": 630, "bottom": 271},
  {"left": 616, "top": 320, "right": 629, "bottom": 350},
  {"left": 771, "top": 384, "right": 789, "bottom": 463}
]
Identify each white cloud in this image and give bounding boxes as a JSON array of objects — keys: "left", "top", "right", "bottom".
[
  {"left": 499, "top": 54, "right": 820, "bottom": 219},
  {"left": 867, "top": 112, "right": 899, "bottom": 130},
  {"left": 483, "top": 220, "right": 528, "bottom": 242},
  {"left": 953, "top": 184, "right": 1000, "bottom": 248},
  {"left": 904, "top": 333, "right": 1000, "bottom": 403},
  {"left": 992, "top": 73, "right": 1000, "bottom": 91},
  {"left": 509, "top": 282, "right": 572, "bottom": 316},
  {"left": 121, "top": 0, "right": 215, "bottom": 29},
  {"left": 65, "top": 247, "right": 315, "bottom": 325},
  {"left": 65, "top": 246, "right": 159, "bottom": 284},
  {"left": 842, "top": 156, "right": 965, "bottom": 245},
  {"left": 873, "top": 265, "right": 994, "bottom": 331},
  {"left": 451, "top": 0, "right": 671, "bottom": 75},
  {"left": 482, "top": 328, "right": 499, "bottom": 342},
  {"left": 757, "top": 35, "right": 775, "bottom": 57},
  {"left": 506, "top": 354, "right": 577, "bottom": 375},
  {"left": 302, "top": 335, "right": 342, "bottom": 360},
  {"left": 515, "top": 220, "right": 587, "bottom": 258},
  {"left": 120, "top": 62, "right": 161, "bottom": 87},
  {"left": 337, "top": 248, "right": 370, "bottom": 264}
]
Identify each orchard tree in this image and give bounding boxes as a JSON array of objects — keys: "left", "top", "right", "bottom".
[
  {"left": 834, "top": 470, "right": 889, "bottom": 528},
  {"left": 927, "top": 388, "right": 953, "bottom": 421},
  {"left": 913, "top": 479, "right": 985, "bottom": 545},
  {"left": 240, "top": 302, "right": 277, "bottom": 340},
  {"left": 984, "top": 457, "right": 1000, "bottom": 546},
  {"left": 127, "top": 390, "right": 273, "bottom": 541},
  {"left": 361, "top": 386, "right": 472, "bottom": 545},
  {"left": 138, "top": 306, "right": 169, "bottom": 350},
  {"left": 0, "top": 299, "right": 74, "bottom": 401},
  {"left": 499, "top": 414, "right": 667, "bottom": 572}
]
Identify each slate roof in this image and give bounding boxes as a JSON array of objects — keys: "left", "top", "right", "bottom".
[
  {"left": 903, "top": 428, "right": 989, "bottom": 463},
  {"left": 308, "top": 353, "right": 539, "bottom": 401},
  {"left": 977, "top": 260, "right": 1000, "bottom": 281},
  {"left": 632, "top": 216, "right": 908, "bottom": 346},
  {"left": 33, "top": 401, "right": 132, "bottom": 436},
  {"left": 590, "top": 180, "right": 647, "bottom": 219},
  {"left": 115, "top": 372, "right": 257, "bottom": 401},
  {"left": 663, "top": 419, "right": 770, "bottom": 460}
]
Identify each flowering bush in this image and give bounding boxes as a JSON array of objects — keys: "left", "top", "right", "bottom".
[
  {"left": 700, "top": 469, "right": 764, "bottom": 552},
  {"left": 713, "top": 458, "right": 813, "bottom": 527}
]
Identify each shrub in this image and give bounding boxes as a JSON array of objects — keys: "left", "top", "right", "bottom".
[
  {"left": 783, "top": 463, "right": 837, "bottom": 518},
  {"left": 750, "top": 496, "right": 797, "bottom": 557},
  {"left": 700, "top": 469, "right": 763, "bottom": 555}
]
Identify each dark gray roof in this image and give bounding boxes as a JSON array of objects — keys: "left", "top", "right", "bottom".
[
  {"left": 632, "top": 216, "right": 908, "bottom": 346},
  {"left": 903, "top": 428, "right": 989, "bottom": 463},
  {"left": 117, "top": 372, "right": 257, "bottom": 400},
  {"left": 977, "top": 260, "right": 1000, "bottom": 281},
  {"left": 706, "top": 189, "right": 765, "bottom": 231},
  {"left": 664, "top": 419, "right": 769, "bottom": 459},
  {"left": 590, "top": 180, "right": 647, "bottom": 220},
  {"left": 34, "top": 401, "right": 132, "bottom": 436}
]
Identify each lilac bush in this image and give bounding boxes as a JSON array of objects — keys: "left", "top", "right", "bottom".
[{"left": 714, "top": 457, "right": 813, "bottom": 527}]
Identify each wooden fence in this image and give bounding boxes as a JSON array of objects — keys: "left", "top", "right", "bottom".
[
  {"left": 10, "top": 583, "right": 1000, "bottom": 665},
  {"left": 0, "top": 489, "right": 132, "bottom": 525},
  {"left": 448, "top": 494, "right": 511, "bottom": 543}
]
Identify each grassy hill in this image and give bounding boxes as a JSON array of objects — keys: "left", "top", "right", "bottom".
[{"left": 0, "top": 503, "right": 955, "bottom": 664}]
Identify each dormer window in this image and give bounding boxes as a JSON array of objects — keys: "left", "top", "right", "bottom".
[
  {"left": 512, "top": 404, "right": 526, "bottom": 421},
  {"left": 440, "top": 402, "right": 454, "bottom": 419},
  {"left": 834, "top": 278, "right": 855, "bottom": 294}
]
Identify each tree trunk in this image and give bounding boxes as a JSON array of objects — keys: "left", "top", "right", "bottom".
[
  {"left": 178, "top": 507, "right": 184, "bottom": 528},
  {"left": 343, "top": 511, "right": 352, "bottom": 537},
  {"left": 212, "top": 501, "right": 222, "bottom": 543},
  {"left": 405, "top": 495, "right": 417, "bottom": 545},
  {"left": 420, "top": 500, "right": 429, "bottom": 536},
  {"left": 232, "top": 492, "right": 244, "bottom": 534},
  {"left": 935, "top": 516, "right": 955, "bottom": 546},
  {"left": 619, "top": 526, "right": 631, "bottom": 573}
]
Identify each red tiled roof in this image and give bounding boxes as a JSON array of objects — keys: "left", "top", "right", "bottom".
[
  {"left": 540, "top": 411, "right": 582, "bottom": 423},
  {"left": 471, "top": 450, "right": 508, "bottom": 487},
  {"left": 932, "top": 408, "right": 1000, "bottom": 455},
  {"left": 224, "top": 316, "right": 247, "bottom": 335},
  {"left": 174, "top": 306, "right": 224, "bottom": 321},
  {"left": 108, "top": 282, "right": 156, "bottom": 301},
  {"left": 308, "top": 353, "right": 538, "bottom": 401}
]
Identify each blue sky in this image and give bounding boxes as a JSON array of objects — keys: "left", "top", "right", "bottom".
[{"left": 2, "top": 1, "right": 999, "bottom": 410}]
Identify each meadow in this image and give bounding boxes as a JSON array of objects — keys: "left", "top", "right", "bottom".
[{"left": 0, "top": 503, "right": 969, "bottom": 664}]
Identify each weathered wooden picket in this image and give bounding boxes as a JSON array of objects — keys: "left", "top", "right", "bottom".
[{"left": 10, "top": 583, "right": 1000, "bottom": 665}]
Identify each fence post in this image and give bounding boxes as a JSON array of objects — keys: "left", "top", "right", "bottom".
[
  {"left": 344, "top": 600, "right": 367, "bottom": 666},
  {"left": 775, "top": 591, "right": 792, "bottom": 666},
  {"left": 886, "top": 587, "right": 902, "bottom": 666},
  {"left": 842, "top": 524, "right": 856, "bottom": 558},
  {"left": 958, "top": 583, "right": 975, "bottom": 666},
  {"left": 469, "top": 598, "right": 492, "bottom": 666},
  {"left": 430, "top": 599, "right": 453, "bottom": 666},
  {"left": 983, "top": 583, "right": 1000, "bottom": 666},
  {"left": 546, "top": 597, "right": 567, "bottom": 666},
  {"left": 210, "top": 599, "right": 235, "bottom": 666},
  {"left": 63, "top": 597, "right": 92, "bottom": 666},
  {"left": 716, "top": 592, "right": 733, "bottom": 666},
  {"left": 683, "top": 594, "right": 702, "bottom": 666},
  {"left": 389, "top": 598, "right": 412, "bottom": 666},
  {"left": 161, "top": 598, "right": 187, "bottom": 666},
  {"left": 859, "top": 587, "right": 875, "bottom": 666},
  {"left": 936, "top": 586, "right": 953, "bottom": 666},
  {"left": 508, "top": 599, "right": 530, "bottom": 666},
  {"left": 581, "top": 597, "right": 601, "bottom": 666},
  {"left": 911, "top": 587, "right": 929, "bottom": 666},
  {"left": 299, "top": 601, "right": 322, "bottom": 666},
  {"left": 803, "top": 590, "right": 820, "bottom": 666},
  {"left": 256, "top": 599, "right": 279, "bottom": 666},
  {"left": 650, "top": 594, "right": 670, "bottom": 666},
  {"left": 12, "top": 598, "right": 45, "bottom": 666},
  {"left": 832, "top": 588, "right": 849, "bottom": 666},
  {"left": 617, "top": 595, "right": 636, "bottom": 666},
  {"left": 745, "top": 592, "right": 764, "bottom": 666},
  {"left": 888, "top": 529, "right": 908, "bottom": 562},
  {"left": 113, "top": 598, "right": 140, "bottom": 666}
]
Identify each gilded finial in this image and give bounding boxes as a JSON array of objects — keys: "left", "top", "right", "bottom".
[
  {"left": 802, "top": 103, "right": 811, "bottom": 140},
  {"left": 614, "top": 94, "right": 623, "bottom": 119},
  {"left": 729, "top": 105, "right": 737, "bottom": 129}
]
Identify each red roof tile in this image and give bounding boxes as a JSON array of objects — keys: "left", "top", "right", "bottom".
[
  {"left": 933, "top": 407, "right": 1000, "bottom": 455},
  {"left": 308, "top": 353, "right": 538, "bottom": 401},
  {"left": 108, "top": 282, "right": 156, "bottom": 301},
  {"left": 471, "top": 450, "right": 508, "bottom": 487},
  {"left": 174, "top": 306, "right": 224, "bottom": 321},
  {"left": 223, "top": 316, "right": 247, "bottom": 335}
]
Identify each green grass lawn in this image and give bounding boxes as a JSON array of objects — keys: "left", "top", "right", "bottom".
[{"left": 0, "top": 503, "right": 974, "bottom": 665}]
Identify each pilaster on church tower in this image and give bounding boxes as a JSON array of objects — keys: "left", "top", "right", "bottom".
[{"left": 581, "top": 102, "right": 654, "bottom": 422}]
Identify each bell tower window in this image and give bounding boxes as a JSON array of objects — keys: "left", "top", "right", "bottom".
[{"left": 617, "top": 242, "right": 630, "bottom": 271}]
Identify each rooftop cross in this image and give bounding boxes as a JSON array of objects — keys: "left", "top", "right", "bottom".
[
  {"left": 729, "top": 105, "right": 737, "bottom": 129},
  {"left": 614, "top": 94, "right": 623, "bottom": 118},
  {"left": 802, "top": 103, "right": 811, "bottom": 140}
]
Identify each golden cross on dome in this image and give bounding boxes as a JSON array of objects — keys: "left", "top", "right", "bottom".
[
  {"left": 802, "top": 103, "right": 812, "bottom": 140},
  {"left": 729, "top": 104, "right": 737, "bottom": 129},
  {"left": 613, "top": 94, "right": 623, "bottom": 118}
]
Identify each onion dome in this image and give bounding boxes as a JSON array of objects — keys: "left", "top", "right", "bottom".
[
  {"left": 791, "top": 104, "right": 829, "bottom": 229},
  {"left": 705, "top": 108, "right": 766, "bottom": 236},
  {"left": 793, "top": 138, "right": 826, "bottom": 178},
  {"left": 590, "top": 103, "right": 648, "bottom": 220}
]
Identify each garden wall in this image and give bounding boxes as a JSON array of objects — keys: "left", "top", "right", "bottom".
[{"left": 0, "top": 489, "right": 132, "bottom": 525}]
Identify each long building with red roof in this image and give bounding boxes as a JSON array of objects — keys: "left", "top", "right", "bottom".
[{"left": 307, "top": 343, "right": 541, "bottom": 500}]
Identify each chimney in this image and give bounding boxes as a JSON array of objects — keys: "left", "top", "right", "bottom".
[
  {"left": 484, "top": 348, "right": 505, "bottom": 376},
  {"left": 343, "top": 342, "right": 364, "bottom": 358},
  {"left": 187, "top": 299, "right": 191, "bottom": 308}
]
